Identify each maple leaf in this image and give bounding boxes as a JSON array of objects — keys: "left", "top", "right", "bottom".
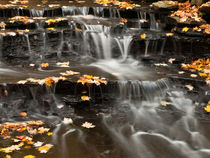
[
  {"left": 38, "top": 127, "right": 50, "bottom": 134},
  {"left": 166, "top": 33, "right": 174, "bottom": 36},
  {"left": 45, "top": 77, "right": 54, "bottom": 87},
  {"left": 182, "top": 27, "right": 189, "bottom": 32},
  {"left": 38, "top": 144, "right": 53, "bottom": 153},
  {"left": 120, "top": 18, "right": 127, "bottom": 23},
  {"left": 24, "top": 155, "right": 36, "bottom": 158},
  {"left": 33, "top": 141, "right": 44, "bottom": 147},
  {"left": 140, "top": 33, "right": 146, "bottom": 39},
  {"left": 63, "top": 118, "right": 73, "bottom": 125},
  {"left": 19, "top": 112, "right": 27, "bottom": 117},
  {"left": 178, "top": 71, "right": 185, "bottom": 74},
  {"left": 204, "top": 105, "right": 210, "bottom": 113},
  {"left": 190, "top": 74, "right": 197, "bottom": 78},
  {"left": 47, "top": 132, "right": 53, "bottom": 136},
  {"left": 81, "top": 96, "right": 90, "bottom": 101},
  {"left": 154, "top": 63, "right": 168, "bottom": 67},
  {"left": 41, "top": 63, "right": 49, "bottom": 68},
  {"left": 185, "top": 85, "right": 194, "bottom": 91},
  {"left": 6, "top": 155, "right": 11, "bottom": 158},
  {"left": 82, "top": 122, "right": 96, "bottom": 128},
  {"left": 161, "top": 101, "right": 171, "bottom": 106},
  {"left": 168, "top": 58, "right": 176, "bottom": 64},
  {"left": 56, "top": 61, "right": 70, "bottom": 67}
]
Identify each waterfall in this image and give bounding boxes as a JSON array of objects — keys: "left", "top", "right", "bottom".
[
  {"left": 144, "top": 40, "right": 150, "bottom": 56},
  {"left": 118, "top": 79, "right": 170, "bottom": 101}
]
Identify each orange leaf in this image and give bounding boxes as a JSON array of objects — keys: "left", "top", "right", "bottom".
[
  {"left": 41, "top": 63, "right": 49, "bottom": 68},
  {"left": 140, "top": 33, "right": 146, "bottom": 39},
  {"left": 19, "top": 112, "right": 27, "bottom": 117}
]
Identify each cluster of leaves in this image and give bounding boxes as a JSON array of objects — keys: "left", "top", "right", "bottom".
[
  {"left": 193, "top": 24, "right": 210, "bottom": 34},
  {"left": 8, "top": 16, "right": 34, "bottom": 24},
  {"left": 170, "top": 1, "right": 203, "bottom": 23},
  {"left": 17, "top": 77, "right": 67, "bottom": 87},
  {"left": 45, "top": 18, "right": 66, "bottom": 25},
  {"left": 94, "top": 0, "right": 140, "bottom": 9},
  {"left": 200, "top": 1, "right": 210, "bottom": 8},
  {"left": 0, "top": 120, "right": 53, "bottom": 157},
  {"left": 181, "top": 58, "right": 210, "bottom": 85},
  {"left": 77, "top": 75, "right": 107, "bottom": 86},
  {"left": 180, "top": 24, "right": 210, "bottom": 34}
]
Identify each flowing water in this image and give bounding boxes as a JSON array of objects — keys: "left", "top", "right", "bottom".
[{"left": 0, "top": 2, "right": 209, "bottom": 158}]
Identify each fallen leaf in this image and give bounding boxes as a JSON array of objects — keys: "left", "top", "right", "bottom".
[
  {"left": 56, "top": 61, "right": 70, "bottom": 67},
  {"left": 154, "top": 63, "right": 168, "bottom": 67},
  {"left": 81, "top": 96, "right": 90, "bottom": 101},
  {"left": 166, "top": 33, "right": 174, "bottom": 36},
  {"left": 24, "top": 155, "right": 36, "bottom": 158},
  {"left": 41, "top": 63, "right": 49, "bottom": 68},
  {"left": 161, "top": 101, "right": 171, "bottom": 106},
  {"left": 185, "top": 85, "right": 194, "bottom": 91},
  {"left": 81, "top": 122, "right": 95, "bottom": 128},
  {"left": 190, "top": 74, "right": 197, "bottom": 78},
  {"left": 182, "top": 27, "right": 189, "bottom": 32},
  {"left": 178, "top": 71, "right": 185, "bottom": 74},
  {"left": 140, "top": 33, "right": 146, "bottom": 39},
  {"left": 33, "top": 141, "right": 44, "bottom": 147},
  {"left": 63, "top": 118, "right": 73, "bottom": 125},
  {"left": 168, "top": 58, "right": 176, "bottom": 64},
  {"left": 19, "top": 112, "right": 27, "bottom": 117},
  {"left": 38, "top": 144, "right": 53, "bottom": 153}
]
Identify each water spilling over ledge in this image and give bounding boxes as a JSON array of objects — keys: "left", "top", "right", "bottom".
[{"left": 0, "top": 0, "right": 210, "bottom": 158}]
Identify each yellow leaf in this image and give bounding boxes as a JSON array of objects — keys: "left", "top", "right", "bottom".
[
  {"left": 41, "top": 63, "right": 49, "bottom": 68},
  {"left": 161, "top": 101, "right": 171, "bottom": 106},
  {"left": 47, "top": 132, "right": 53, "bottom": 136},
  {"left": 166, "top": 33, "right": 174, "bottom": 36},
  {"left": 45, "top": 77, "right": 54, "bottom": 87},
  {"left": 24, "top": 155, "right": 36, "bottom": 158},
  {"left": 140, "top": 33, "right": 146, "bottom": 39},
  {"left": 6, "top": 155, "right": 11, "bottom": 158},
  {"left": 182, "top": 27, "right": 189, "bottom": 32},
  {"left": 81, "top": 96, "right": 90, "bottom": 101},
  {"left": 204, "top": 105, "right": 210, "bottom": 113}
]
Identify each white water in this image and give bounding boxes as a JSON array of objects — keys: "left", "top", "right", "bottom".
[{"left": 102, "top": 89, "right": 210, "bottom": 158}]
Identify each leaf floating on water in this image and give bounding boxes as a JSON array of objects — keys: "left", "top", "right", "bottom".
[
  {"left": 168, "top": 58, "right": 176, "bottom": 64},
  {"left": 81, "top": 96, "right": 91, "bottom": 101},
  {"left": 161, "top": 101, "right": 171, "bottom": 106},
  {"left": 185, "top": 85, "right": 194, "bottom": 91},
  {"left": 82, "top": 122, "right": 96, "bottom": 128},
  {"left": 38, "top": 144, "right": 53, "bottom": 153},
  {"left": 33, "top": 141, "right": 44, "bottom": 147},
  {"left": 63, "top": 118, "right": 73, "bottom": 125}
]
